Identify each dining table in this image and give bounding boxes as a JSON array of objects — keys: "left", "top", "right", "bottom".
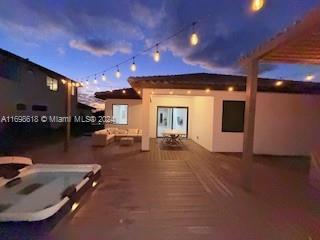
[{"left": 162, "top": 129, "right": 186, "bottom": 146}]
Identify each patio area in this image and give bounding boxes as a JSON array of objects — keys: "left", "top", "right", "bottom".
[{"left": 2, "top": 137, "right": 320, "bottom": 240}]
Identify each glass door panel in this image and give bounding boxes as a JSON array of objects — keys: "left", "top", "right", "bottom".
[
  {"left": 157, "top": 107, "right": 188, "bottom": 137},
  {"left": 172, "top": 108, "right": 188, "bottom": 136}
]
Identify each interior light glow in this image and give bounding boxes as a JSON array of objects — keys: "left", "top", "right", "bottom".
[
  {"left": 205, "top": 88, "right": 210, "bottom": 93},
  {"left": 228, "top": 86, "right": 234, "bottom": 92},
  {"left": 275, "top": 80, "right": 283, "bottom": 87}
]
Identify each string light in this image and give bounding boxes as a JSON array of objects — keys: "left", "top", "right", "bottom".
[
  {"left": 153, "top": 44, "right": 160, "bottom": 62},
  {"left": 93, "top": 75, "right": 98, "bottom": 84},
  {"left": 305, "top": 74, "right": 315, "bottom": 82},
  {"left": 251, "top": 0, "right": 265, "bottom": 12},
  {"left": 102, "top": 73, "right": 106, "bottom": 81},
  {"left": 61, "top": 79, "right": 67, "bottom": 85},
  {"left": 79, "top": 2, "right": 260, "bottom": 87},
  {"left": 190, "top": 22, "right": 199, "bottom": 46},
  {"left": 130, "top": 57, "right": 137, "bottom": 72},
  {"left": 116, "top": 65, "right": 121, "bottom": 78}
]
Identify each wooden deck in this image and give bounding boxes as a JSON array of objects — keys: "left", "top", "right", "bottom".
[{"left": 1, "top": 138, "right": 320, "bottom": 240}]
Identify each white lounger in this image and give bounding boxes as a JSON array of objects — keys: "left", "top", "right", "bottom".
[{"left": 0, "top": 156, "right": 33, "bottom": 166}]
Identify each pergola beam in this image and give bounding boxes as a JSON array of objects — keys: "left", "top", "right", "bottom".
[
  {"left": 242, "top": 59, "right": 258, "bottom": 191},
  {"left": 239, "top": 5, "right": 320, "bottom": 191}
]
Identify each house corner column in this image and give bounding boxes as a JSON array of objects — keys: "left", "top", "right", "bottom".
[
  {"left": 141, "top": 89, "right": 151, "bottom": 151},
  {"left": 242, "top": 59, "right": 258, "bottom": 191}
]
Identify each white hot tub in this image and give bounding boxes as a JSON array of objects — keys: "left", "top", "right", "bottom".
[{"left": 0, "top": 164, "right": 101, "bottom": 222}]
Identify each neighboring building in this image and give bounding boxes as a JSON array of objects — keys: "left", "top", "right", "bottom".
[
  {"left": 0, "top": 49, "right": 78, "bottom": 128},
  {"left": 96, "top": 73, "right": 320, "bottom": 156},
  {"left": 77, "top": 103, "right": 95, "bottom": 117}
]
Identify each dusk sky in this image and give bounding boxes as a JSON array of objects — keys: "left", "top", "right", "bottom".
[{"left": 0, "top": 0, "right": 320, "bottom": 107}]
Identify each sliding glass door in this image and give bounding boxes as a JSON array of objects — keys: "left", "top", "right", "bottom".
[{"left": 157, "top": 107, "right": 188, "bottom": 137}]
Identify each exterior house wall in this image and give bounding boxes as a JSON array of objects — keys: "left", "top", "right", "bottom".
[
  {"left": 102, "top": 88, "right": 320, "bottom": 156},
  {"left": 0, "top": 53, "right": 77, "bottom": 129},
  {"left": 104, "top": 98, "right": 143, "bottom": 130},
  {"left": 212, "top": 91, "right": 320, "bottom": 156},
  {"left": 190, "top": 96, "right": 215, "bottom": 152}
]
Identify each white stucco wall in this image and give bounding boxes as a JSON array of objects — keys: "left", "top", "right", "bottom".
[
  {"left": 254, "top": 93, "right": 320, "bottom": 156},
  {"left": 103, "top": 88, "right": 320, "bottom": 156},
  {"left": 191, "top": 96, "right": 214, "bottom": 152},
  {"left": 104, "top": 98, "right": 143, "bottom": 130},
  {"left": 212, "top": 91, "right": 320, "bottom": 156}
]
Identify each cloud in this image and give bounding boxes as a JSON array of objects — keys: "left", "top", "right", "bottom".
[
  {"left": 143, "top": 0, "right": 318, "bottom": 74},
  {"left": 69, "top": 38, "right": 132, "bottom": 56},
  {"left": 131, "top": 2, "right": 166, "bottom": 29},
  {"left": 57, "top": 47, "right": 65, "bottom": 56}
]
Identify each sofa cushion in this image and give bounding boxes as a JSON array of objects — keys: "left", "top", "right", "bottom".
[
  {"left": 107, "top": 127, "right": 118, "bottom": 134},
  {"left": 117, "top": 129, "right": 128, "bottom": 134},
  {"left": 128, "top": 128, "right": 139, "bottom": 134}
]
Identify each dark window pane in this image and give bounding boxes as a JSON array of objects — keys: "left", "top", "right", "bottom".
[
  {"left": 16, "top": 103, "right": 26, "bottom": 111},
  {"left": 0, "top": 59, "right": 20, "bottom": 81},
  {"left": 32, "top": 105, "right": 47, "bottom": 112},
  {"left": 222, "top": 101, "right": 245, "bottom": 132}
]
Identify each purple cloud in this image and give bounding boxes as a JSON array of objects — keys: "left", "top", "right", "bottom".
[{"left": 69, "top": 38, "right": 132, "bottom": 56}]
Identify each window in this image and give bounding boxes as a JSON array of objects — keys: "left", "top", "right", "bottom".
[
  {"left": 0, "top": 58, "right": 20, "bottom": 81},
  {"left": 112, "top": 104, "right": 128, "bottom": 125},
  {"left": 32, "top": 105, "right": 47, "bottom": 112},
  {"left": 222, "top": 101, "right": 245, "bottom": 132},
  {"left": 46, "top": 76, "right": 58, "bottom": 91},
  {"left": 16, "top": 103, "right": 26, "bottom": 111}
]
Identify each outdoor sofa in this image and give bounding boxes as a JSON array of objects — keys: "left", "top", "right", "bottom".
[{"left": 92, "top": 127, "right": 142, "bottom": 147}]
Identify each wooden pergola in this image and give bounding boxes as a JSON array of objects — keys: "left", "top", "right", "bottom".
[{"left": 239, "top": 6, "right": 320, "bottom": 190}]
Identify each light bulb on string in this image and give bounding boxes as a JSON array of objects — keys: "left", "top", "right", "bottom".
[
  {"left": 102, "top": 73, "right": 106, "bottom": 81},
  {"left": 190, "top": 22, "right": 199, "bottom": 46},
  {"left": 130, "top": 57, "right": 137, "bottom": 72},
  {"left": 251, "top": 0, "right": 265, "bottom": 12},
  {"left": 93, "top": 75, "right": 98, "bottom": 84},
  {"left": 153, "top": 44, "right": 160, "bottom": 62},
  {"left": 115, "top": 65, "right": 121, "bottom": 79}
]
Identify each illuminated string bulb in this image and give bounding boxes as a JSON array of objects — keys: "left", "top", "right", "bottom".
[
  {"left": 190, "top": 22, "right": 199, "bottom": 46},
  {"left": 116, "top": 65, "right": 121, "bottom": 78},
  {"left": 305, "top": 74, "right": 315, "bottom": 82},
  {"left": 102, "top": 73, "right": 106, "bottom": 81},
  {"left": 93, "top": 75, "right": 98, "bottom": 84},
  {"left": 86, "top": 79, "right": 90, "bottom": 86},
  {"left": 251, "top": 0, "right": 265, "bottom": 12},
  {"left": 130, "top": 57, "right": 137, "bottom": 72},
  {"left": 153, "top": 44, "right": 160, "bottom": 62}
]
